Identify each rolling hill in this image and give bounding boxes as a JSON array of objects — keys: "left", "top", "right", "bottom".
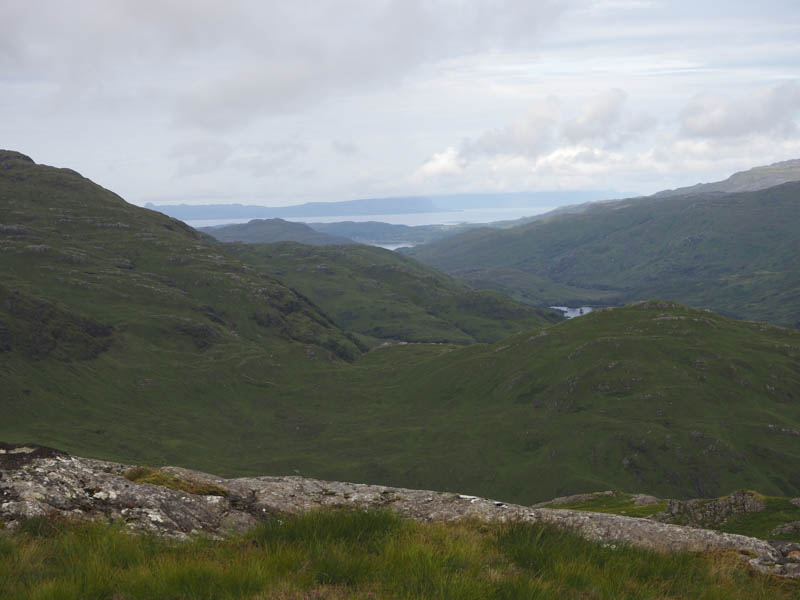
[
  {"left": 228, "top": 241, "right": 561, "bottom": 344},
  {"left": 2, "top": 150, "right": 800, "bottom": 506},
  {"left": 405, "top": 182, "right": 800, "bottom": 328}
]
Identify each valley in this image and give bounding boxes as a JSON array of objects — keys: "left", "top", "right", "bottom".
[{"left": 2, "top": 151, "right": 799, "bottom": 507}]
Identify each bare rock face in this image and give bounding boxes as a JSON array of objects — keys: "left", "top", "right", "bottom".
[{"left": 0, "top": 444, "right": 797, "bottom": 578}]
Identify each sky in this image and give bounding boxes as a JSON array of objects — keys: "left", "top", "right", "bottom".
[{"left": 2, "top": 0, "right": 799, "bottom": 208}]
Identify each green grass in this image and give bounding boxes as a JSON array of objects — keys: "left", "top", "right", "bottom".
[
  {"left": 123, "top": 466, "right": 228, "bottom": 496},
  {"left": 1, "top": 510, "right": 797, "bottom": 599},
  {"left": 717, "top": 497, "right": 800, "bottom": 542}
]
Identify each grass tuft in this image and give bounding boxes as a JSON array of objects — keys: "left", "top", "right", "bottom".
[
  {"left": 123, "top": 466, "right": 228, "bottom": 496},
  {"left": 2, "top": 510, "right": 797, "bottom": 599}
]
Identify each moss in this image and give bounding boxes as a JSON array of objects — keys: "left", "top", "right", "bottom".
[{"left": 124, "top": 467, "right": 227, "bottom": 497}]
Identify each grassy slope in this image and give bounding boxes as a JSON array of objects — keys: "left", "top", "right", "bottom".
[
  {"left": 336, "top": 301, "right": 800, "bottom": 503},
  {"left": 3, "top": 511, "right": 796, "bottom": 600},
  {"left": 406, "top": 184, "right": 800, "bottom": 328},
  {"left": 228, "top": 241, "right": 560, "bottom": 344},
  {"left": 2, "top": 151, "right": 800, "bottom": 505},
  {"left": 200, "top": 218, "right": 356, "bottom": 245},
  {"left": 0, "top": 150, "right": 361, "bottom": 466}
]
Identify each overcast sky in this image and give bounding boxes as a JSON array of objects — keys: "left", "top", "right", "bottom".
[{"left": 2, "top": 0, "right": 799, "bottom": 207}]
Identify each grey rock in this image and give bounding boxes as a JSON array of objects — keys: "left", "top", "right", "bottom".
[
  {"left": 0, "top": 444, "right": 794, "bottom": 578},
  {"left": 632, "top": 494, "right": 661, "bottom": 506},
  {"left": 652, "top": 490, "right": 765, "bottom": 527},
  {"left": 772, "top": 521, "right": 800, "bottom": 536},
  {"left": 531, "top": 490, "right": 618, "bottom": 508}
]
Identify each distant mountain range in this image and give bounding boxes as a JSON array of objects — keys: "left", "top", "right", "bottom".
[
  {"left": 654, "top": 158, "right": 800, "bottom": 197},
  {"left": 146, "top": 190, "right": 618, "bottom": 221}
]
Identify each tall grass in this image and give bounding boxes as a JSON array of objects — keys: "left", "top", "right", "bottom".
[{"left": 1, "top": 510, "right": 797, "bottom": 599}]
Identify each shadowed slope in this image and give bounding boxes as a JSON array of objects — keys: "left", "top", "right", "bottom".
[{"left": 229, "top": 241, "right": 561, "bottom": 344}]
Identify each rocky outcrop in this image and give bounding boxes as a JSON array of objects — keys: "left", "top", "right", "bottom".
[
  {"left": 1, "top": 444, "right": 799, "bottom": 578},
  {"left": 531, "top": 490, "right": 620, "bottom": 507},
  {"left": 531, "top": 490, "right": 661, "bottom": 508},
  {"left": 652, "top": 490, "right": 766, "bottom": 527}
]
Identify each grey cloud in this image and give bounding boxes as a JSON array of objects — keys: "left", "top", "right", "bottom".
[
  {"left": 168, "top": 140, "right": 233, "bottom": 176},
  {"left": 680, "top": 80, "right": 800, "bottom": 139},
  {"left": 562, "top": 88, "right": 626, "bottom": 142},
  {"left": 562, "top": 89, "right": 657, "bottom": 148},
  {"left": 332, "top": 140, "right": 359, "bottom": 155},
  {"left": 2, "top": 1, "right": 565, "bottom": 131},
  {"left": 457, "top": 89, "right": 653, "bottom": 161},
  {"left": 167, "top": 138, "right": 307, "bottom": 178},
  {"left": 228, "top": 141, "right": 309, "bottom": 178},
  {"left": 464, "top": 98, "right": 561, "bottom": 157}
]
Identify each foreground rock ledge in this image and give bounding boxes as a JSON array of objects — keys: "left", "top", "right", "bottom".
[{"left": 1, "top": 444, "right": 797, "bottom": 579}]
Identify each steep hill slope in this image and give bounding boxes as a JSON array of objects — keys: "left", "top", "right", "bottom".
[
  {"left": 200, "top": 218, "right": 357, "bottom": 245},
  {"left": 0, "top": 151, "right": 360, "bottom": 360},
  {"left": 0, "top": 149, "right": 365, "bottom": 465},
  {"left": 228, "top": 241, "right": 561, "bottom": 344},
  {"left": 406, "top": 183, "right": 800, "bottom": 327}
]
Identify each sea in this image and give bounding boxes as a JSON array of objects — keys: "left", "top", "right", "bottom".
[
  {"left": 184, "top": 206, "right": 562, "bottom": 229},
  {"left": 550, "top": 306, "right": 595, "bottom": 319}
]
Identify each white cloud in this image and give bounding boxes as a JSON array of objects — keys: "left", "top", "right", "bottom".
[
  {"left": 414, "top": 88, "right": 651, "bottom": 184},
  {"left": 412, "top": 80, "right": 800, "bottom": 195},
  {"left": 679, "top": 80, "right": 800, "bottom": 139},
  {"left": 562, "top": 88, "right": 626, "bottom": 142},
  {"left": 464, "top": 98, "right": 561, "bottom": 157},
  {"left": 413, "top": 147, "right": 465, "bottom": 180}
]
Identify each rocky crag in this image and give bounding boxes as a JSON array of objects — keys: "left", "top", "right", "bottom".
[{"left": 2, "top": 443, "right": 800, "bottom": 578}]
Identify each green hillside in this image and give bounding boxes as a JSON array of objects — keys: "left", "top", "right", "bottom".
[
  {"left": 228, "top": 241, "right": 561, "bottom": 344},
  {"left": 0, "top": 149, "right": 364, "bottom": 466},
  {"left": 200, "top": 218, "right": 357, "bottom": 245},
  {"left": 2, "top": 151, "right": 800, "bottom": 506},
  {"left": 406, "top": 184, "right": 800, "bottom": 328}
]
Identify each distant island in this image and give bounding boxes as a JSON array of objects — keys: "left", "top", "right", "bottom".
[{"left": 146, "top": 190, "right": 618, "bottom": 221}]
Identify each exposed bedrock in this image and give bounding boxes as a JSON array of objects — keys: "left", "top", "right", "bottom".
[{"left": 1, "top": 443, "right": 798, "bottom": 578}]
